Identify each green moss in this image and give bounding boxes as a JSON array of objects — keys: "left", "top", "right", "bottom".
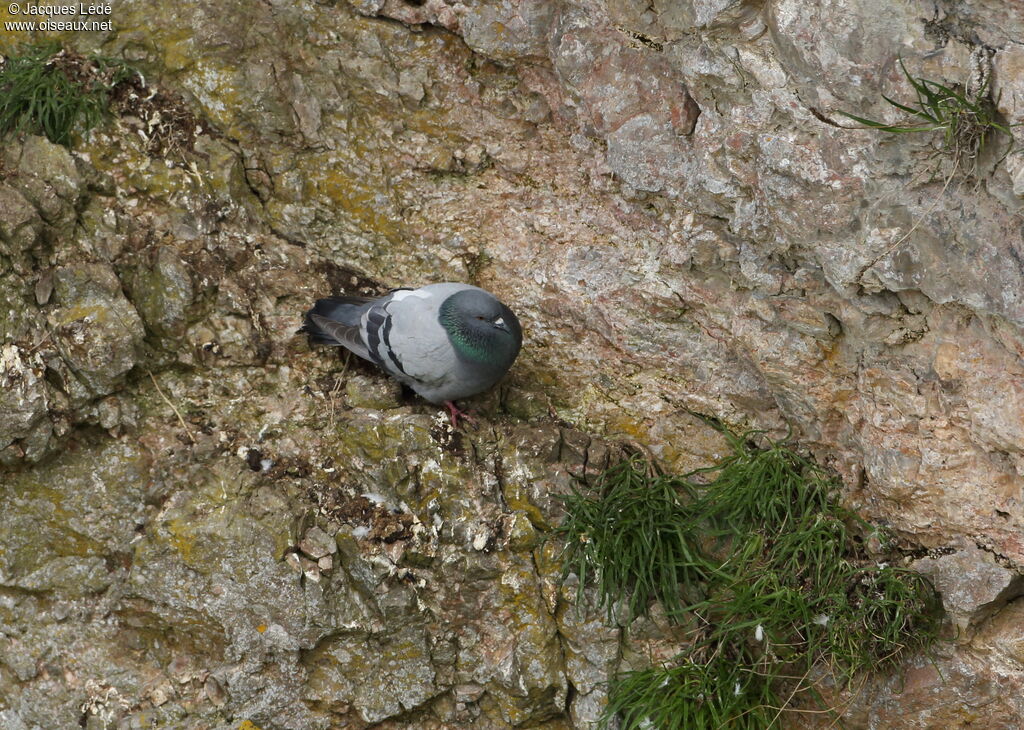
[{"left": 553, "top": 431, "right": 943, "bottom": 728}]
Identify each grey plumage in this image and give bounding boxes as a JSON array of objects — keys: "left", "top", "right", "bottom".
[{"left": 301, "top": 283, "right": 522, "bottom": 405}]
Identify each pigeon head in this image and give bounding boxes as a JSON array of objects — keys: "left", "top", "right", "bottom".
[{"left": 438, "top": 289, "right": 522, "bottom": 368}]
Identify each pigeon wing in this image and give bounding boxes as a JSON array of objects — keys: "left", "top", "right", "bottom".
[{"left": 361, "top": 288, "right": 460, "bottom": 395}]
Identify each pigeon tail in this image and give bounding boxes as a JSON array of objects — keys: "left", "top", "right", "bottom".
[{"left": 299, "top": 296, "right": 371, "bottom": 350}]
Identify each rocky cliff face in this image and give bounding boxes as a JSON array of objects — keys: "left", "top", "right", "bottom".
[{"left": 1, "top": 0, "right": 1023, "bottom": 727}]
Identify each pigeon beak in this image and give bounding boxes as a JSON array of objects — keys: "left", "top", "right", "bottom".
[{"left": 494, "top": 316, "right": 508, "bottom": 331}]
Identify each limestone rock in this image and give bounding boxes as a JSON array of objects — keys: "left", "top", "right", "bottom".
[
  {"left": 3, "top": 135, "right": 82, "bottom": 234},
  {"left": 914, "top": 545, "right": 1023, "bottom": 630},
  {"left": 299, "top": 526, "right": 337, "bottom": 560},
  {"left": 0, "top": 184, "right": 43, "bottom": 264},
  {"left": 50, "top": 263, "right": 145, "bottom": 399},
  {"left": 305, "top": 626, "right": 439, "bottom": 723},
  {"left": 0, "top": 344, "right": 49, "bottom": 455},
  {"left": 128, "top": 245, "right": 196, "bottom": 339}
]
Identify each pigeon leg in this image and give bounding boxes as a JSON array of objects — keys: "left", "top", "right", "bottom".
[{"left": 444, "top": 400, "right": 475, "bottom": 428}]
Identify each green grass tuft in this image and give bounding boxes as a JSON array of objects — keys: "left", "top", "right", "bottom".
[
  {"left": 555, "top": 430, "right": 943, "bottom": 727},
  {"left": 821, "top": 564, "right": 942, "bottom": 679},
  {"left": 555, "top": 458, "right": 708, "bottom": 622},
  {"left": 603, "top": 661, "right": 779, "bottom": 730},
  {"left": 838, "top": 58, "right": 1016, "bottom": 175},
  {"left": 0, "top": 42, "right": 135, "bottom": 147}
]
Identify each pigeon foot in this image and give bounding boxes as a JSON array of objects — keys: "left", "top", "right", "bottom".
[{"left": 444, "top": 401, "right": 475, "bottom": 429}]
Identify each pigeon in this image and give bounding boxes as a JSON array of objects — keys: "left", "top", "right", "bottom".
[{"left": 301, "top": 283, "right": 522, "bottom": 426}]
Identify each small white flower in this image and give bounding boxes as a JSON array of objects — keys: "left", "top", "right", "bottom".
[
  {"left": 813, "top": 614, "right": 830, "bottom": 626},
  {"left": 755, "top": 624, "right": 764, "bottom": 642},
  {"left": 734, "top": 681, "right": 742, "bottom": 696}
]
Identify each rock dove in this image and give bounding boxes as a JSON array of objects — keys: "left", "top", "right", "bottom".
[{"left": 301, "top": 283, "right": 522, "bottom": 425}]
